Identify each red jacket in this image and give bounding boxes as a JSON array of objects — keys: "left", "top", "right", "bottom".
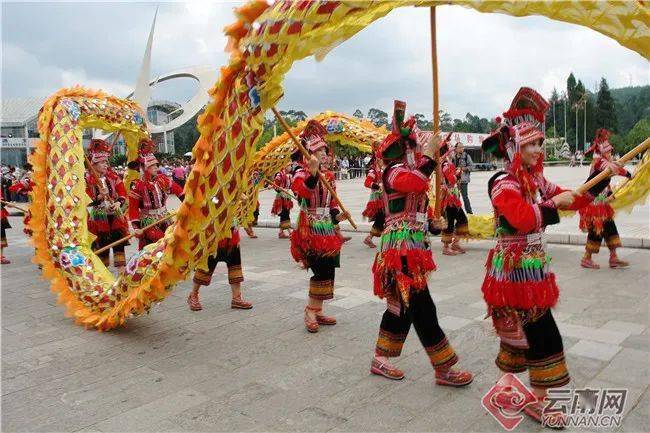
[{"left": 128, "top": 174, "right": 183, "bottom": 224}]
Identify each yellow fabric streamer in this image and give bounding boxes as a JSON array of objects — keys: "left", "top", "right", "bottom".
[
  {"left": 34, "top": 1, "right": 647, "bottom": 330},
  {"left": 237, "top": 111, "right": 387, "bottom": 226}
]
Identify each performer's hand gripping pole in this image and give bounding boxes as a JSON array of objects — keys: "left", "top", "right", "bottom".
[
  {"left": 575, "top": 137, "right": 649, "bottom": 196},
  {"left": 271, "top": 107, "right": 357, "bottom": 229}
]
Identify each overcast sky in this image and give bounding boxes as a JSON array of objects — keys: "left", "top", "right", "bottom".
[{"left": 2, "top": 1, "right": 648, "bottom": 120}]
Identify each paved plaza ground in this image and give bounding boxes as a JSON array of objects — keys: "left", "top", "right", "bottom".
[
  {"left": 251, "top": 165, "right": 648, "bottom": 244},
  {"left": 1, "top": 165, "right": 648, "bottom": 432}
]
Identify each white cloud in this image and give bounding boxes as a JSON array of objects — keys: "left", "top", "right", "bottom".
[
  {"left": 1, "top": 2, "right": 647, "bottom": 122},
  {"left": 2, "top": 43, "right": 132, "bottom": 98}
]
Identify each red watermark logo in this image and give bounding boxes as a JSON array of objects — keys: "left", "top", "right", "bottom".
[{"left": 481, "top": 373, "right": 538, "bottom": 431}]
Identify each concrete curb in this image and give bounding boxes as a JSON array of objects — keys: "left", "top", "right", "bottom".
[
  {"left": 252, "top": 219, "right": 650, "bottom": 249},
  {"left": 8, "top": 210, "right": 647, "bottom": 249}
]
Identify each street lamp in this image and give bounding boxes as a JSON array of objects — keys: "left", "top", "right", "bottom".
[
  {"left": 583, "top": 97, "right": 587, "bottom": 152},
  {"left": 552, "top": 98, "right": 556, "bottom": 139},
  {"left": 572, "top": 94, "right": 586, "bottom": 153},
  {"left": 562, "top": 91, "right": 567, "bottom": 146}
]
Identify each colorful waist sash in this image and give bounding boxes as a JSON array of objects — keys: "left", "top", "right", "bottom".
[{"left": 482, "top": 232, "right": 559, "bottom": 310}]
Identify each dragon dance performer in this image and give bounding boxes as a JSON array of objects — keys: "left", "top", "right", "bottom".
[
  {"left": 480, "top": 87, "right": 609, "bottom": 426},
  {"left": 370, "top": 100, "right": 473, "bottom": 387},
  {"left": 8, "top": 164, "right": 34, "bottom": 238},
  {"left": 362, "top": 151, "right": 385, "bottom": 248},
  {"left": 291, "top": 120, "right": 350, "bottom": 333},
  {"left": 85, "top": 139, "right": 129, "bottom": 271},
  {"left": 579, "top": 128, "right": 632, "bottom": 269},
  {"left": 188, "top": 220, "right": 253, "bottom": 311},
  {"left": 0, "top": 191, "right": 10, "bottom": 264},
  {"left": 439, "top": 141, "right": 469, "bottom": 256},
  {"left": 129, "top": 138, "right": 184, "bottom": 250},
  {"left": 271, "top": 162, "right": 294, "bottom": 239}
]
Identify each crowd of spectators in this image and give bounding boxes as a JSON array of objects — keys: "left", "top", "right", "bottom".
[
  {"left": 332, "top": 155, "right": 372, "bottom": 179},
  {"left": 1, "top": 164, "right": 31, "bottom": 202},
  {"left": 1, "top": 157, "right": 192, "bottom": 204},
  {"left": 155, "top": 157, "right": 191, "bottom": 188}
]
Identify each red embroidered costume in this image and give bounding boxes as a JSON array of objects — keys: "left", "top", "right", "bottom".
[
  {"left": 439, "top": 142, "right": 468, "bottom": 254},
  {"left": 362, "top": 153, "right": 385, "bottom": 247},
  {"left": 291, "top": 121, "right": 343, "bottom": 302},
  {"left": 480, "top": 88, "right": 608, "bottom": 395},
  {"left": 271, "top": 168, "right": 293, "bottom": 234},
  {"left": 8, "top": 174, "right": 34, "bottom": 237},
  {"left": 579, "top": 128, "right": 631, "bottom": 269},
  {"left": 84, "top": 139, "right": 129, "bottom": 267},
  {"left": 370, "top": 100, "right": 473, "bottom": 386},
  {"left": 128, "top": 139, "right": 184, "bottom": 250},
  {"left": 0, "top": 190, "right": 10, "bottom": 264}
]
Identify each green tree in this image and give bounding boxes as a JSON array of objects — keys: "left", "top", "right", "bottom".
[
  {"left": 367, "top": 108, "right": 388, "bottom": 127},
  {"left": 173, "top": 110, "right": 202, "bottom": 156},
  {"left": 414, "top": 113, "right": 433, "bottom": 130},
  {"left": 624, "top": 117, "right": 650, "bottom": 153},
  {"left": 439, "top": 110, "right": 453, "bottom": 131},
  {"left": 110, "top": 153, "right": 127, "bottom": 167},
  {"left": 608, "top": 133, "right": 626, "bottom": 154},
  {"left": 612, "top": 86, "right": 650, "bottom": 133},
  {"left": 255, "top": 115, "right": 299, "bottom": 150},
  {"left": 567, "top": 73, "right": 578, "bottom": 106},
  {"left": 595, "top": 78, "right": 618, "bottom": 132},
  {"left": 353, "top": 109, "right": 364, "bottom": 119},
  {"left": 546, "top": 88, "right": 561, "bottom": 138}
]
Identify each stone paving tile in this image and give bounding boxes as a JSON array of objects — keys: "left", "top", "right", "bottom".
[
  {"left": 617, "top": 387, "right": 649, "bottom": 433},
  {"left": 568, "top": 340, "right": 622, "bottom": 362},
  {"left": 438, "top": 315, "right": 473, "bottom": 331},
  {"left": 558, "top": 322, "right": 630, "bottom": 345},
  {"left": 2, "top": 215, "right": 648, "bottom": 432},
  {"left": 620, "top": 333, "right": 650, "bottom": 353},
  {"left": 595, "top": 348, "right": 650, "bottom": 387},
  {"left": 601, "top": 320, "right": 647, "bottom": 336},
  {"left": 167, "top": 401, "right": 269, "bottom": 432},
  {"left": 91, "top": 388, "right": 209, "bottom": 432}
]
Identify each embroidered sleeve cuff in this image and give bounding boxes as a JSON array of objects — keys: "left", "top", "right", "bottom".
[
  {"left": 418, "top": 156, "right": 436, "bottom": 177},
  {"left": 539, "top": 200, "right": 560, "bottom": 227},
  {"left": 304, "top": 175, "right": 318, "bottom": 189},
  {"left": 588, "top": 178, "right": 610, "bottom": 197},
  {"left": 585, "top": 169, "right": 609, "bottom": 197}
]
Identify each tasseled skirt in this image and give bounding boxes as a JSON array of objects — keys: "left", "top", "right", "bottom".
[
  {"left": 441, "top": 187, "right": 462, "bottom": 209},
  {"left": 87, "top": 207, "right": 129, "bottom": 237},
  {"left": 372, "top": 222, "right": 436, "bottom": 306},
  {"left": 271, "top": 194, "right": 293, "bottom": 215},
  {"left": 362, "top": 190, "right": 383, "bottom": 221},
  {"left": 579, "top": 195, "right": 614, "bottom": 236},
  {"left": 290, "top": 209, "right": 342, "bottom": 268}
]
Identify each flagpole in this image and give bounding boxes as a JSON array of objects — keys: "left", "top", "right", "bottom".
[{"left": 430, "top": 6, "right": 443, "bottom": 218}]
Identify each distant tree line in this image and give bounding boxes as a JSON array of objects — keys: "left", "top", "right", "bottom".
[
  {"left": 170, "top": 80, "right": 648, "bottom": 156},
  {"left": 546, "top": 74, "right": 649, "bottom": 154}
]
